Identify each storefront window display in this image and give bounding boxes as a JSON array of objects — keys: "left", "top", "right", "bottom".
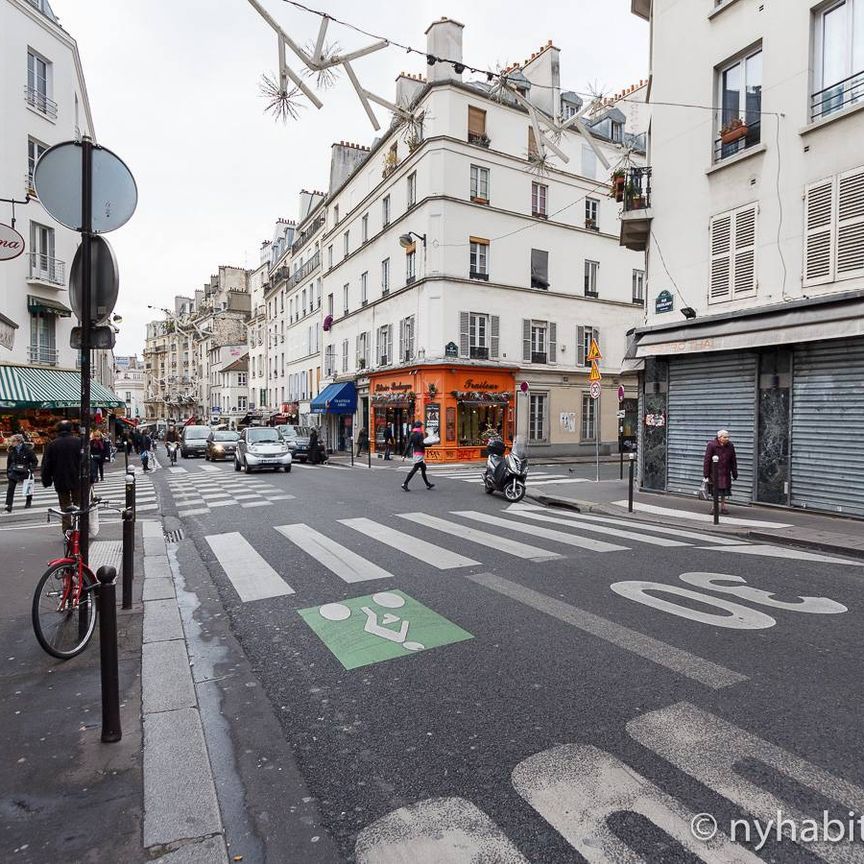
[{"left": 457, "top": 402, "right": 507, "bottom": 446}]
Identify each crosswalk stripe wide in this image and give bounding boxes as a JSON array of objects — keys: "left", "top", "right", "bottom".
[{"left": 205, "top": 532, "right": 294, "bottom": 601}]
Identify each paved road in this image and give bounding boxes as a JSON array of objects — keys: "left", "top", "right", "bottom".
[{"left": 153, "top": 453, "right": 864, "bottom": 863}]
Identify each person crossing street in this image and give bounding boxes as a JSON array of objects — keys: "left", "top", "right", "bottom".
[
  {"left": 40, "top": 420, "right": 81, "bottom": 533},
  {"left": 5, "top": 434, "right": 38, "bottom": 513},
  {"left": 401, "top": 421, "right": 434, "bottom": 492}
]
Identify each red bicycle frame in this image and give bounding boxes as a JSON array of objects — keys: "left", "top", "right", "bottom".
[{"left": 47, "top": 525, "right": 96, "bottom": 609}]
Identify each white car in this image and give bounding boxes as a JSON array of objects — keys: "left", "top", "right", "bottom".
[{"left": 235, "top": 427, "right": 293, "bottom": 473}]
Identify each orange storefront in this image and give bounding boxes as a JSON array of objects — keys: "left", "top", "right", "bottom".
[{"left": 369, "top": 363, "right": 517, "bottom": 463}]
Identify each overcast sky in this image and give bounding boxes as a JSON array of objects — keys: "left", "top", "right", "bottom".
[{"left": 56, "top": 0, "right": 648, "bottom": 356}]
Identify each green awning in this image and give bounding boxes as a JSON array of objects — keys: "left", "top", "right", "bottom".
[
  {"left": 27, "top": 295, "right": 72, "bottom": 317},
  {"left": 0, "top": 364, "right": 123, "bottom": 409}
]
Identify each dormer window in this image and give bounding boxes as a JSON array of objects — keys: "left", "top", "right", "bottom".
[{"left": 611, "top": 121, "right": 623, "bottom": 143}]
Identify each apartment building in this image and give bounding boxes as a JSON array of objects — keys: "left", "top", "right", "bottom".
[
  {"left": 628, "top": 0, "right": 864, "bottom": 516},
  {"left": 114, "top": 354, "right": 145, "bottom": 421},
  {"left": 247, "top": 253, "right": 269, "bottom": 420},
  {"left": 0, "top": 0, "right": 116, "bottom": 396},
  {"left": 312, "top": 20, "right": 647, "bottom": 459}
]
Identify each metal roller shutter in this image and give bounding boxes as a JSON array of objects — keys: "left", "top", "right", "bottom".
[
  {"left": 666, "top": 354, "right": 757, "bottom": 497},
  {"left": 791, "top": 338, "right": 864, "bottom": 516}
]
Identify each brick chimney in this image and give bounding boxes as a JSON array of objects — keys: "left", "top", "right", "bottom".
[{"left": 425, "top": 17, "right": 465, "bottom": 84}]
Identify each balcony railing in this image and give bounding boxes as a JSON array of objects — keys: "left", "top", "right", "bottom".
[
  {"left": 285, "top": 251, "right": 321, "bottom": 290},
  {"left": 469, "top": 270, "right": 489, "bottom": 281},
  {"left": 531, "top": 351, "right": 547, "bottom": 364},
  {"left": 713, "top": 119, "right": 761, "bottom": 163},
  {"left": 622, "top": 166, "right": 652, "bottom": 212},
  {"left": 24, "top": 85, "right": 58, "bottom": 119},
  {"left": 468, "top": 132, "right": 491, "bottom": 148},
  {"left": 29, "top": 344, "right": 58, "bottom": 365},
  {"left": 811, "top": 70, "right": 864, "bottom": 122},
  {"left": 469, "top": 346, "right": 489, "bottom": 360},
  {"left": 291, "top": 214, "right": 325, "bottom": 255},
  {"left": 28, "top": 253, "right": 66, "bottom": 286}
]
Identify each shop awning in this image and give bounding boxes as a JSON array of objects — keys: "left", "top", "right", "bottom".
[
  {"left": 310, "top": 381, "right": 357, "bottom": 414},
  {"left": 27, "top": 295, "right": 72, "bottom": 317},
  {"left": 0, "top": 365, "right": 123, "bottom": 409}
]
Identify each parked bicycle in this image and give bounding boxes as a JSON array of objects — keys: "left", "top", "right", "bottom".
[{"left": 32, "top": 501, "right": 117, "bottom": 659}]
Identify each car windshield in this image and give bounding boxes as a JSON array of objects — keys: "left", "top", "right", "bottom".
[
  {"left": 247, "top": 429, "right": 281, "bottom": 443},
  {"left": 278, "top": 425, "right": 312, "bottom": 438},
  {"left": 184, "top": 427, "right": 209, "bottom": 440},
  {"left": 212, "top": 432, "right": 238, "bottom": 442}
]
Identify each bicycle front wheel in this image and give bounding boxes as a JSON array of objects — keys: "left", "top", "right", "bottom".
[{"left": 32, "top": 563, "right": 98, "bottom": 659}]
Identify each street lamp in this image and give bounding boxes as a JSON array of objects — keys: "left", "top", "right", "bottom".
[{"left": 399, "top": 231, "right": 426, "bottom": 248}]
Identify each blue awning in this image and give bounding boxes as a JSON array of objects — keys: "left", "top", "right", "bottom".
[{"left": 310, "top": 381, "right": 357, "bottom": 414}]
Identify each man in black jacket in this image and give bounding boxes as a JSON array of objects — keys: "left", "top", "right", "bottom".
[
  {"left": 401, "top": 421, "right": 434, "bottom": 491},
  {"left": 41, "top": 420, "right": 81, "bottom": 532}
]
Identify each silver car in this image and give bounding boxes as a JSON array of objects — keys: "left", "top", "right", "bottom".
[{"left": 235, "top": 427, "right": 293, "bottom": 473}]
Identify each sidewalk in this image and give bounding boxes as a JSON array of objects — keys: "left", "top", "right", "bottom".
[
  {"left": 0, "top": 519, "right": 145, "bottom": 863},
  {"left": 528, "top": 479, "right": 864, "bottom": 560}
]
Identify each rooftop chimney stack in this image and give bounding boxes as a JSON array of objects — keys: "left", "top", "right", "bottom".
[{"left": 425, "top": 17, "right": 464, "bottom": 84}]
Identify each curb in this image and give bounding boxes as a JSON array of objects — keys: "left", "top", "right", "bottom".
[
  {"left": 746, "top": 531, "right": 864, "bottom": 561},
  {"left": 140, "top": 518, "right": 229, "bottom": 863}
]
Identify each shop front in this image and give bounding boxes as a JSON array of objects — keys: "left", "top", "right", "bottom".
[
  {"left": 369, "top": 363, "right": 517, "bottom": 463},
  {"left": 310, "top": 381, "right": 357, "bottom": 452}
]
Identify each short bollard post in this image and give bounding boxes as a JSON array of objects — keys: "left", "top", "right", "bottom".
[
  {"left": 712, "top": 454, "right": 720, "bottom": 525},
  {"left": 627, "top": 453, "right": 636, "bottom": 513},
  {"left": 122, "top": 507, "right": 134, "bottom": 610},
  {"left": 125, "top": 471, "right": 136, "bottom": 552},
  {"left": 97, "top": 565, "right": 122, "bottom": 743},
  {"left": 368, "top": 442, "right": 372, "bottom": 469},
  {"left": 350, "top": 438, "right": 354, "bottom": 467}
]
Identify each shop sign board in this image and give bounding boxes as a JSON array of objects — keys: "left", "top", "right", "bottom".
[
  {"left": 0, "top": 223, "right": 25, "bottom": 261},
  {"left": 0, "top": 316, "right": 17, "bottom": 351},
  {"left": 425, "top": 402, "right": 440, "bottom": 439},
  {"left": 298, "top": 590, "right": 473, "bottom": 670}
]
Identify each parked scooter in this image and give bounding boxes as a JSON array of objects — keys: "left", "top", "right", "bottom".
[
  {"left": 166, "top": 441, "right": 179, "bottom": 466},
  {"left": 482, "top": 435, "right": 528, "bottom": 502}
]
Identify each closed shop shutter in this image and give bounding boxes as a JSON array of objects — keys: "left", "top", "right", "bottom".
[
  {"left": 791, "top": 338, "right": 864, "bottom": 516},
  {"left": 666, "top": 354, "right": 757, "bottom": 497}
]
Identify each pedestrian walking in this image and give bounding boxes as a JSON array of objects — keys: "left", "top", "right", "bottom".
[
  {"left": 383, "top": 425, "right": 393, "bottom": 461},
  {"left": 356, "top": 428, "right": 369, "bottom": 457},
  {"left": 139, "top": 430, "right": 153, "bottom": 471},
  {"left": 41, "top": 420, "right": 81, "bottom": 533},
  {"left": 5, "top": 434, "right": 38, "bottom": 513},
  {"left": 703, "top": 429, "right": 738, "bottom": 515},
  {"left": 401, "top": 421, "right": 434, "bottom": 491},
  {"left": 309, "top": 428, "right": 320, "bottom": 465},
  {"left": 89, "top": 430, "right": 108, "bottom": 483}
]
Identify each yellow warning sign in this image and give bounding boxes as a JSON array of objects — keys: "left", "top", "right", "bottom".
[
  {"left": 586, "top": 338, "right": 603, "bottom": 362},
  {"left": 589, "top": 361, "right": 602, "bottom": 382}
]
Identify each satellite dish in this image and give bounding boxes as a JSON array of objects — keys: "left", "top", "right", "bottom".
[{"left": 33, "top": 141, "right": 137, "bottom": 234}]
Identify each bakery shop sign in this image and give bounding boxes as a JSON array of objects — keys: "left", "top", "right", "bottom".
[
  {"left": 0, "top": 223, "right": 26, "bottom": 262},
  {"left": 461, "top": 379, "right": 499, "bottom": 391},
  {"left": 374, "top": 381, "right": 412, "bottom": 393}
]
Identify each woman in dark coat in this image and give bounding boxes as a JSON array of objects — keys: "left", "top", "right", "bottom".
[
  {"left": 5, "top": 434, "right": 38, "bottom": 512},
  {"left": 703, "top": 429, "right": 738, "bottom": 514}
]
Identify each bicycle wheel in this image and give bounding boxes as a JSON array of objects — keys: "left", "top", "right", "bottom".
[{"left": 32, "top": 562, "right": 98, "bottom": 659}]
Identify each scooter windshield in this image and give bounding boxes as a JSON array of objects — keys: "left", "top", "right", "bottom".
[{"left": 511, "top": 435, "right": 528, "bottom": 459}]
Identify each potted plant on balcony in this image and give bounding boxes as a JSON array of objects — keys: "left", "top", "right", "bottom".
[
  {"left": 720, "top": 117, "right": 748, "bottom": 145},
  {"left": 610, "top": 169, "right": 626, "bottom": 202},
  {"left": 625, "top": 181, "right": 645, "bottom": 210}
]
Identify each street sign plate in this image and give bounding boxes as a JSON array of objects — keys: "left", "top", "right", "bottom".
[
  {"left": 70, "top": 235, "right": 119, "bottom": 324},
  {"left": 34, "top": 141, "right": 137, "bottom": 233},
  {"left": 590, "top": 381, "right": 601, "bottom": 400},
  {"left": 617, "top": 384, "right": 625, "bottom": 402},
  {"left": 617, "top": 409, "right": 626, "bottom": 419},
  {"left": 589, "top": 362, "right": 602, "bottom": 382},
  {"left": 0, "top": 223, "right": 25, "bottom": 261},
  {"left": 586, "top": 338, "right": 603, "bottom": 362},
  {"left": 71, "top": 325, "right": 116, "bottom": 350}
]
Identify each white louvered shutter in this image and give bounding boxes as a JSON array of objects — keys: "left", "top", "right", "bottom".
[
  {"left": 803, "top": 177, "right": 836, "bottom": 286},
  {"left": 577, "top": 325, "right": 586, "bottom": 366},
  {"left": 522, "top": 320, "right": 531, "bottom": 362},
  {"left": 733, "top": 205, "right": 757, "bottom": 296},
  {"left": 549, "top": 322, "right": 557, "bottom": 363},
  {"left": 709, "top": 213, "right": 732, "bottom": 302},
  {"left": 459, "top": 312, "right": 470, "bottom": 357},
  {"left": 387, "top": 324, "right": 393, "bottom": 363},
  {"left": 355, "top": 334, "right": 360, "bottom": 367},
  {"left": 398, "top": 319, "right": 405, "bottom": 361},
  {"left": 837, "top": 167, "right": 864, "bottom": 281},
  {"left": 490, "top": 315, "right": 500, "bottom": 358}
]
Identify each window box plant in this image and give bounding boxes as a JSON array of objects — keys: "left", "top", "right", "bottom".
[
  {"left": 610, "top": 170, "right": 626, "bottom": 202},
  {"left": 720, "top": 117, "right": 748, "bottom": 145}
]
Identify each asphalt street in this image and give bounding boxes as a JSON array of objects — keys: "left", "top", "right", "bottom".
[{"left": 150, "top": 450, "right": 864, "bottom": 863}]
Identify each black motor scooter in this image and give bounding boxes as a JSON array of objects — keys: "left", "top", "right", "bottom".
[{"left": 482, "top": 436, "right": 528, "bottom": 502}]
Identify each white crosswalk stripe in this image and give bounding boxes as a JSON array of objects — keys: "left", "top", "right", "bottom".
[
  {"left": 205, "top": 531, "right": 294, "bottom": 601},
  {"left": 166, "top": 468, "right": 295, "bottom": 515}
]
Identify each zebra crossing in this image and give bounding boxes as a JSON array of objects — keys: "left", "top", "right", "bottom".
[
  {"left": 203, "top": 504, "right": 754, "bottom": 601},
  {"left": 413, "top": 467, "right": 590, "bottom": 487},
  {"left": 165, "top": 469, "right": 294, "bottom": 517}
]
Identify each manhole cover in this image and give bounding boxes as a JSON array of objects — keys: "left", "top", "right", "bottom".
[{"left": 164, "top": 529, "right": 184, "bottom": 543}]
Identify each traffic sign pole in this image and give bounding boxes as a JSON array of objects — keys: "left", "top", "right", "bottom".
[
  {"left": 79, "top": 137, "right": 93, "bottom": 567},
  {"left": 595, "top": 387, "right": 601, "bottom": 482}
]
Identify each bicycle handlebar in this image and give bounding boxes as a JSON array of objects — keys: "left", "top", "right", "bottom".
[{"left": 46, "top": 499, "right": 120, "bottom": 520}]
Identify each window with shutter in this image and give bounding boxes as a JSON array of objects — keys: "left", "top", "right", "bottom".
[
  {"left": 528, "top": 126, "right": 539, "bottom": 157},
  {"left": 837, "top": 167, "right": 864, "bottom": 280},
  {"left": 531, "top": 249, "right": 549, "bottom": 289},
  {"left": 577, "top": 325, "right": 586, "bottom": 366},
  {"left": 549, "top": 322, "right": 557, "bottom": 363},
  {"left": 398, "top": 319, "right": 405, "bottom": 361},
  {"left": 490, "top": 315, "right": 500, "bottom": 358},
  {"left": 459, "top": 311, "right": 470, "bottom": 357},
  {"left": 468, "top": 106, "right": 486, "bottom": 142},
  {"left": 803, "top": 178, "right": 835, "bottom": 286},
  {"left": 387, "top": 324, "right": 393, "bottom": 364},
  {"left": 733, "top": 205, "right": 757, "bottom": 296},
  {"left": 522, "top": 319, "right": 532, "bottom": 362},
  {"left": 709, "top": 213, "right": 733, "bottom": 302}
]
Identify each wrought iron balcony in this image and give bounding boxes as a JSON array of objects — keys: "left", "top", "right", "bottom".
[
  {"left": 531, "top": 351, "right": 548, "bottom": 364},
  {"left": 29, "top": 344, "right": 58, "bottom": 365},
  {"left": 28, "top": 253, "right": 65, "bottom": 286},
  {"left": 469, "top": 346, "right": 489, "bottom": 360},
  {"left": 811, "top": 71, "right": 864, "bottom": 122},
  {"left": 24, "top": 85, "right": 58, "bottom": 119},
  {"left": 619, "top": 166, "right": 652, "bottom": 252},
  {"left": 713, "top": 119, "right": 762, "bottom": 163},
  {"left": 622, "top": 166, "right": 652, "bottom": 212}
]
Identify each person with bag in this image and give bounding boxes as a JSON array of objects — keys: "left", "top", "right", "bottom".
[
  {"left": 139, "top": 431, "right": 153, "bottom": 471},
  {"left": 89, "top": 430, "right": 108, "bottom": 483},
  {"left": 401, "top": 421, "right": 435, "bottom": 491},
  {"left": 702, "top": 429, "right": 738, "bottom": 515},
  {"left": 41, "top": 420, "right": 81, "bottom": 533},
  {"left": 5, "top": 434, "right": 38, "bottom": 513}
]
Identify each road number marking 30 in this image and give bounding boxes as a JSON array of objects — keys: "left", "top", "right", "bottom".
[{"left": 611, "top": 572, "right": 847, "bottom": 629}]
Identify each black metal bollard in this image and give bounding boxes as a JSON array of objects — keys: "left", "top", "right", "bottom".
[
  {"left": 368, "top": 442, "right": 372, "bottom": 469},
  {"left": 628, "top": 453, "right": 635, "bottom": 513},
  {"left": 122, "top": 507, "right": 134, "bottom": 610},
  {"left": 712, "top": 455, "right": 720, "bottom": 525},
  {"left": 97, "top": 565, "right": 122, "bottom": 743},
  {"left": 125, "top": 471, "right": 136, "bottom": 552},
  {"left": 350, "top": 438, "right": 354, "bottom": 467}
]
